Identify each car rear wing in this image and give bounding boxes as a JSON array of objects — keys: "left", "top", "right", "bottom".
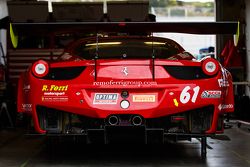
[{"left": 11, "top": 21, "right": 238, "bottom": 35}]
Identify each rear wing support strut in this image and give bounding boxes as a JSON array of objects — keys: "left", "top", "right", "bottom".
[{"left": 94, "top": 33, "right": 99, "bottom": 81}]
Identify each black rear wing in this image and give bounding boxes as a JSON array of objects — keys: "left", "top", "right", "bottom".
[{"left": 11, "top": 21, "right": 238, "bottom": 35}]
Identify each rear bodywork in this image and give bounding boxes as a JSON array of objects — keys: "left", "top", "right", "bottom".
[{"left": 17, "top": 35, "right": 234, "bottom": 144}]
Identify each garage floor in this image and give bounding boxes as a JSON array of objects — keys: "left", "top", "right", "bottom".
[{"left": 0, "top": 122, "right": 250, "bottom": 167}]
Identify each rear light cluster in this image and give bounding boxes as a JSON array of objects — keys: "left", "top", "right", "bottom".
[
  {"left": 32, "top": 60, "right": 49, "bottom": 78},
  {"left": 32, "top": 60, "right": 85, "bottom": 80},
  {"left": 201, "top": 58, "right": 219, "bottom": 76}
]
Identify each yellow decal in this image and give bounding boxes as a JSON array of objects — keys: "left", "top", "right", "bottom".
[
  {"left": 132, "top": 95, "right": 156, "bottom": 102},
  {"left": 173, "top": 98, "right": 179, "bottom": 107},
  {"left": 42, "top": 85, "right": 68, "bottom": 91},
  {"left": 234, "top": 21, "right": 240, "bottom": 46},
  {"left": 10, "top": 23, "right": 18, "bottom": 48},
  {"left": 42, "top": 85, "right": 48, "bottom": 91}
]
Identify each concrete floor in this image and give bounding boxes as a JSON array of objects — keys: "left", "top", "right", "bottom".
[{"left": 0, "top": 123, "right": 250, "bottom": 167}]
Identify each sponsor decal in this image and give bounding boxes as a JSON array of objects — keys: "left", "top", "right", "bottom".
[
  {"left": 218, "top": 79, "right": 229, "bottom": 87},
  {"left": 132, "top": 95, "right": 156, "bottom": 102},
  {"left": 42, "top": 85, "right": 68, "bottom": 91},
  {"left": 43, "top": 92, "right": 66, "bottom": 96},
  {"left": 42, "top": 96, "right": 68, "bottom": 102},
  {"left": 22, "top": 104, "right": 32, "bottom": 111},
  {"left": 41, "top": 84, "right": 69, "bottom": 102},
  {"left": 173, "top": 98, "right": 179, "bottom": 107},
  {"left": 218, "top": 104, "right": 233, "bottom": 110},
  {"left": 93, "top": 93, "right": 118, "bottom": 104},
  {"left": 201, "top": 90, "right": 221, "bottom": 98},
  {"left": 93, "top": 80, "right": 157, "bottom": 87}
]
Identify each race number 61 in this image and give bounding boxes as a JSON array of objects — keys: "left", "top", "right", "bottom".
[{"left": 180, "top": 86, "right": 200, "bottom": 104}]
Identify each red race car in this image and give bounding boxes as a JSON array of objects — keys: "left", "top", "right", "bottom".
[{"left": 16, "top": 22, "right": 236, "bottom": 158}]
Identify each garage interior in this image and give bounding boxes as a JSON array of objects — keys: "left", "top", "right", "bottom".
[{"left": 0, "top": 0, "right": 250, "bottom": 166}]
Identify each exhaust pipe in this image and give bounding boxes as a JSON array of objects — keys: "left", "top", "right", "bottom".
[
  {"left": 108, "top": 115, "right": 119, "bottom": 126},
  {"left": 131, "top": 115, "right": 143, "bottom": 126}
]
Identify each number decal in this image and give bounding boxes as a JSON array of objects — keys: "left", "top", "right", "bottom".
[
  {"left": 180, "top": 86, "right": 200, "bottom": 104},
  {"left": 191, "top": 86, "right": 200, "bottom": 103},
  {"left": 180, "top": 86, "right": 191, "bottom": 104}
]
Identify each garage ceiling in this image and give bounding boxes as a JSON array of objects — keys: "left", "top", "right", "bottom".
[{"left": 7, "top": 1, "right": 149, "bottom": 22}]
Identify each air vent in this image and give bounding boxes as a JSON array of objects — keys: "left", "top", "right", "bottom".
[
  {"left": 164, "top": 66, "right": 216, "bottom": 80},
  {"left": 44, "top": 66, "right": 85, "bottom": 80}
]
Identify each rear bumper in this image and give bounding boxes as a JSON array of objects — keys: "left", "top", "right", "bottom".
[
  {"left": 32, "top": 104, "right": 224, "bottom": 135},
  {"left": 34, "top": 126, "right": 213, "bottom": 144}
]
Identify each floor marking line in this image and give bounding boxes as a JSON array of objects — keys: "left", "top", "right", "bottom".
[
  {"left": 230, "top": 150, "right": 250, "bottom": 165},
  {"left": 20, "top": 143, "right": 45, "bottom": 167}
]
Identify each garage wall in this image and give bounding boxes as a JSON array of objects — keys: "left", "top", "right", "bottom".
[
  {"left": 216, "top": 0, "right": 248, "bottom": 96},
  {"left": 215, "top": 0, "right": 245, "bottom": 55}
]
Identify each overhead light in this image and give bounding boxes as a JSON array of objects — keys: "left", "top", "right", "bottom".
[
  {"left": 37, "top": 0, "right": 53, "bottom": 13},
  {"left": 85, "top": 42, "right": 121, "bottom": 46}
]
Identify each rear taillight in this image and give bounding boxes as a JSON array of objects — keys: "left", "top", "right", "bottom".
[
  {"left": 32, "top": 60, "right": 49, "bottom": 78},
  {"left": 201, "top": 58, "right": 219, "bottom": 76}
]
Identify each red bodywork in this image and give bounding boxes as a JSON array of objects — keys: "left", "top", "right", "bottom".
[{"left": 17, "top": 36, "right": 234, "bottom": 138}]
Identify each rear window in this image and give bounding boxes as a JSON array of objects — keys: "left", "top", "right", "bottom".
[{"left": 72, "top": 37, "right": 183, "bottom": 59}]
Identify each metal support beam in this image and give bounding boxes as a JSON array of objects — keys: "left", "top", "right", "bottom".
[
  {"left": 201, "top": 137, "right": 207, "bottom": 159},
  {"left": 0, "top": 0, "right": 8, "bottom": 65},
  {"left": 245, "top": 0, "right": 250, "bottom": 96}
]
